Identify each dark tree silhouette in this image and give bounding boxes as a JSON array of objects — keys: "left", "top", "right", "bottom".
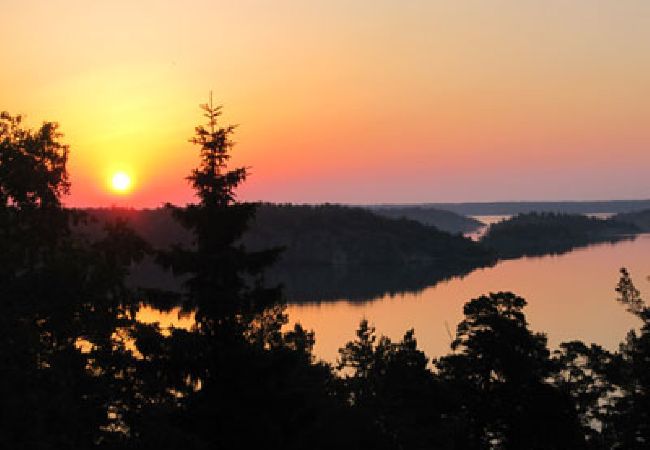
[
  {"left": 0, "top": 112, "right": 69, "bottom": 208},
  {"left": 552, "top": 341, "right": 623, "bottom": 448},
  {"left": 0, "top": 112, "right": 72, "bottom": 281},
  {"left": 0, "top": 112, "right": 150, "bottom": 449},
  {"left": 604, "top": 268, "right": 650, "bottom": 448},
  {"left": 145, "top": 99, "right": 376, "bottom": 449},
  {"left": 338, "top": 320, "right": 460, "bottom": 449},
  {"left": 158, "top": 96, "right": 281, "bottom": 320},
  {"left": 437, "top": 292, "right": 585, "bottom": 449}
]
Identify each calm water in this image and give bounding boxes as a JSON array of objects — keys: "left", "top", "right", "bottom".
[
  {"left": 465, "top": 215, "right": 510, "bottom": 240},
  {"left": 286, "top": 233, "right": 650, "bottom": 363},
  {"left": 139, "top": 214, "right": 648, "bottom": 364}
]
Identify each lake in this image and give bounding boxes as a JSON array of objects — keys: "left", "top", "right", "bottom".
[
  {"left": 285, "top": 227, "right": 649, "bottom": 364},
  {"left": 138, "top": 214, "right": 648, "bottom": 364}
]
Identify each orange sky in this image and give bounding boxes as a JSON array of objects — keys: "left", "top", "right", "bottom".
[{"left": 2, "top": 0, "right": 649, "bottom": 207}]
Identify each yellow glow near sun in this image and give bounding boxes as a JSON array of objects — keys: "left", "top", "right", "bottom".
[{"left": 111, "top": 171, "right": 133, "bottom": 193}]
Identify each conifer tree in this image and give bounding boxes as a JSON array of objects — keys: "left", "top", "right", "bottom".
[
  {"left": 149, "top": 98, "right": 345, "bottom": 449},
  {"left": 159, "top": 95, "right": 281, "bottom": 324}
]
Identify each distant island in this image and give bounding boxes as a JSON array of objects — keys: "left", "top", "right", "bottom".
[{"left": 480, "top": 212, "right": 639, "bottom": 259}]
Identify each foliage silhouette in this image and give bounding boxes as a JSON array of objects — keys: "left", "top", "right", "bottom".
[
  {"left": 437, "top": 292, "right": 586, "bottom": 449},
  {"left": 0, "top": 112, "right": 149, "bottom": 448},
  {"left": 605, "top": 268, "right": 650, "bottom": 448},
  {"left": 338, "top": 321, "right": 460, "bottom": 448},
  {"left": 137, "top": 100, "right": 388, "bottom": 449}
]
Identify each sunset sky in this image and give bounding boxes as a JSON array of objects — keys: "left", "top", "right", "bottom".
[{"left": 3, "top": 0, "right": 649, "bottom": 207}]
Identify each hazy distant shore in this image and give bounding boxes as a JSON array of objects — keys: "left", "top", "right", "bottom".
[{"left": 363, "top": 199, "right": 650, "bottom": 216}]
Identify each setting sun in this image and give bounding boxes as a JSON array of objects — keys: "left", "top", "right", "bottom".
[{"left": 110, "top": 171, "right": 132, "bottom": 193}]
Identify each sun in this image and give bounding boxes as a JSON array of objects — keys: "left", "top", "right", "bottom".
[{"left": 110, "top": 171, "right": 133, "bottom": 193}]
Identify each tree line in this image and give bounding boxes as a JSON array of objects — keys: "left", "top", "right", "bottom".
[
  {"left": 2, "top": 107, "right": 650, "bottom": 449},
  {"left": 481, "top": 212, "right": 639, "bottom": 259}
]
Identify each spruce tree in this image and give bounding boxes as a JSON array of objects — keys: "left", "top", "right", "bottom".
[
  {"left": 159, "top": 95, "right": 281, "bottom": 324},
  {"left": 149, "top": 98, "right": 337, "bottom": 449}
]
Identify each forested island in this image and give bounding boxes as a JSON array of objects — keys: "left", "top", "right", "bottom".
[{"left": 481, "top": 212, "right": 640, "bottom": 258}]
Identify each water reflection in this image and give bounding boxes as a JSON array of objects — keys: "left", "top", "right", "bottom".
[
  {"left": 286, "top": 234, "right": 650, "bottom": 363},
  {"left": 465, "top": 215, "right": 509, "bottom": 241},
  {"left": 267, "top": 264, "right": 484, "bottom": 304}
]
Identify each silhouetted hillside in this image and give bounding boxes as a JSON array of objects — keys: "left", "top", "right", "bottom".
[
  {"left": 82, "top": 205, "right": 493, "bottom": 267},
  {"left": 244, "top": 204, "right": 493, "bottom": 267},
  {"left": 367, "top": 206, "right": 482, "bottom": 234},
  {"left": 481, "top": 212, "right": 638, "bottom": 258}
]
